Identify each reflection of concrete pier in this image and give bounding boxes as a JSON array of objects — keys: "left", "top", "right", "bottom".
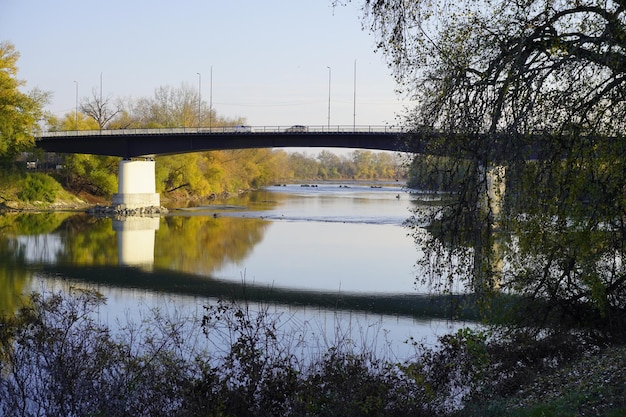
[
  {"left": 480, "top": 165, "right": 506, "bottom": 217},
  {"left": 112, "top": 217, "right": 160, "bottom": 268}
]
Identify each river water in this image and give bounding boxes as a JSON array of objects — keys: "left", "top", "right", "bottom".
[{"left": 1, "top": 183, "right": 468, "bottom": 359}]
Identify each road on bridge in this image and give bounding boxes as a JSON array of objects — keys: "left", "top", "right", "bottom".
[{"left": 36, "top": 125, "right": 416, "bottom": 158}]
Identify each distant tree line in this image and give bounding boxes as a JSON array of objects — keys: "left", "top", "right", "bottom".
[{"left": 287, "top": 149, "right": 405, "bottom": 182}]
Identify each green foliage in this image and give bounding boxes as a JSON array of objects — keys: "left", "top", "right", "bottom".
[
  {"left": 0, "top": 42, "right": 50, "bottom": 167},
  {"left": 17, "top": 173, "right": 61, "bottom": 202},
  {"left": 461, "top": 340, "right": 626, "bottom": 417},
  {"left": 288, "top": 150, "right": 405, "bottom": 181},
  {"left": 47, "top": 111, "right": 100, "bottom": 131},
  {"left": 61, "top": 154, "right": 119, "bottom": 196}
]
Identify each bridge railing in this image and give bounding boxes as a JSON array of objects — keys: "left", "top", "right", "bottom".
[{"left": 38, "top": 125, "right": 405, "bottom": 138}]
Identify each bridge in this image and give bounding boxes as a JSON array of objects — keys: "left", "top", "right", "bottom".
[
  {"left": 37, "top": 125, "right": 411, "bottom": 158},
  {"left": 36, "top": 125, "right": 416, "bottom": 209}
]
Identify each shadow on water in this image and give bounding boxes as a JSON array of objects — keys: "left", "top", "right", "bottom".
[{"left": 35, "top": 263, "right": 484, "bottom": 322}]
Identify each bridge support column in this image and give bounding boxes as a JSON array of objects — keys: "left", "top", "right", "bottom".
[{"left": 112, "top": 158, "right": 160, "bottom": 209}]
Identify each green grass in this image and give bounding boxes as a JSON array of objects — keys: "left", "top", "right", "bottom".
[{"left": 0, "top": 171, "right": 86, "bottom": 210}]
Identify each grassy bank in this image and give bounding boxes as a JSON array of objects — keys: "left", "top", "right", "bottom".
[{"left": 0, "top": 171, "right": 91, "bottom": 212}]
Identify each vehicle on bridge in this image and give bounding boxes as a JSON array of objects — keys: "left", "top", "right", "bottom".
[{"left": 285, "top": 125, "right": 308, "bottom": 133}]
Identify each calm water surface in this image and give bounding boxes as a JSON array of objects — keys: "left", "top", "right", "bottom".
[
  {"left": 1, "top": 183, "right": 467, "bottom": 358},
  {"left": 204, "top": 184, "right": 421, "bottom": 293}
]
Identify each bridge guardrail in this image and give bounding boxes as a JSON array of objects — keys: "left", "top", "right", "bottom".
[{"left": 37, "top": 125, "right": 405, "bottom": 138}]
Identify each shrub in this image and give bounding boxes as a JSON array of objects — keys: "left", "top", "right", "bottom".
[
  {"left": 0, "top": 291, "right": 447, "bottom": 416},
  {"left": 17, "top": 173, "right": 60, "bottom": 202},
  {"left": 0, "top": 289, "right": 197, "bottom": 417},
  {"left": 2, "top": 290, "right": 610, "bottom": 417}
]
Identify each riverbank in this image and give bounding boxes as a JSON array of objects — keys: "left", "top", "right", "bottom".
[
  {"left": 0, "top": 172, "right": 99, "bottom": 213},
  {"left": 0, "top": 193, "right": 92, "bottom": 213},
  {"left": 0, "top": 175, "right": 235, "bottom": 214},
  {"left": 462, "top": 344, "right": 626, "bottom": 416}
]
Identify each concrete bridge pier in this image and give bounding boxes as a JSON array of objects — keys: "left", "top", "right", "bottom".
[{"left": 112, "top": 158, "right": 160, "bottom": 209}]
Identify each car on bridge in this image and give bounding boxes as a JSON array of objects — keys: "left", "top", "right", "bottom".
[
  {"left": 234, "top": 125, "right": 252, "bottom": 132},
  {"left": 285, "top": 125, "right": 308, "bottom": 133}
]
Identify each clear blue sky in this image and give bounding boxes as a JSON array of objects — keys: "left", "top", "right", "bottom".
[{"left": 1, "top": 0, "right": 410, "bottom": 128}]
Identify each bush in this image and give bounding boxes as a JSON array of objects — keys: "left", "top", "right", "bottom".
[
  {"left": 17, "top": 173, "right": 60, "bottom": 202},
  {"left": 0, "top": 291, "right": 444, "bottom": 416},
  {"left": 0, "top": 289, "right": 196, "bottom": 417},
  {"left": 1, "top": 290, "right": 616, "bottom": 417}
]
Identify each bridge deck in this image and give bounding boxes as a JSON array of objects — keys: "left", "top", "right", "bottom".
[{"left": 37, "top": 125, "right": 413, "bottom": 158}]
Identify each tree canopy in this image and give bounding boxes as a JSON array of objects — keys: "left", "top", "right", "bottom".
[
  {"left": 360, "top": 0, "right": 626, "bottom": 137},
  {"left": 355, "top": 0, "right": 626, "bottom": 334},
  {"left": 0, "top": 41, "right": 49, "bottom": 167}
]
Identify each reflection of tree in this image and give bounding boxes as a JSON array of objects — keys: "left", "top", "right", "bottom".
[
  {"left": 0, "top": 212, "right": 82, "bottom": 314},
  {"left": 0, "top": 236, "right": 30, "bottom": 315},
  {"left": 0, "top": 212, "right": 72, "bottom": 235},
  {"left": 155, "top": 216, "right": 269, "bottom": 276},
  {"left": 55, "top": 216, "right": 118, "bottom": 266},
  {"left": 1, "top": 211, "right": 270, "bottom": 282}
]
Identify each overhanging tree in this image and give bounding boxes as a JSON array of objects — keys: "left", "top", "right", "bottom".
[{"left": 353, "top": 0, "right": 626, "bottom": 332}]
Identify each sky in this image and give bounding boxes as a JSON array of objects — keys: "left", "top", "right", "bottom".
[{"left": 1, "top": 0, "right": 412, "bottom": 130}]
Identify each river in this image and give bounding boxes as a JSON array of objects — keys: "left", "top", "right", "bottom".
[{"left": 0, "top": 182, "right": 469, "bottom": 359}]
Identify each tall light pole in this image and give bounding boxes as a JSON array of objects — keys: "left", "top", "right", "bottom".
[
  {"left": 73, "top": 80, "right": 78, "bottom": 130},
  {"left": 99, "top": 73, "right": 103, "bottom": 131},
  {"left": 209, "top": 66, "right": 213, "bottom": 130},
  {"left": 197, "top": 72, "right": 202, "bottom": 129},
  {"left": 353, "top": 59, "right": 357, "bottom": 131},
  {"left": 327, "top": 66, "right": 331, "bottom": 130}
]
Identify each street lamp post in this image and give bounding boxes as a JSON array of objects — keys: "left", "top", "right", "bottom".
[
  {"left": 73, "top": 80, "right": 78, "bottom": 130},
  {"left": 327, "top": 66, "right": 331, "bottom": 130},
  {"left": 353, "top": 59, "right": 357, "bottom": 131},
  {"left": 99, "top": 73, "right": 103, "bottom": 132},
  {"left": 197, "top": 72, "right": 202, "bottom": 129},
  {"left": 209, "top": 66, "right": 213, "bottom": 130}
]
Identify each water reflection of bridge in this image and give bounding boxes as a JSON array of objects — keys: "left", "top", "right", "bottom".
[{"left": 38, "top": 263, "right": 484, "bottom": 321}]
